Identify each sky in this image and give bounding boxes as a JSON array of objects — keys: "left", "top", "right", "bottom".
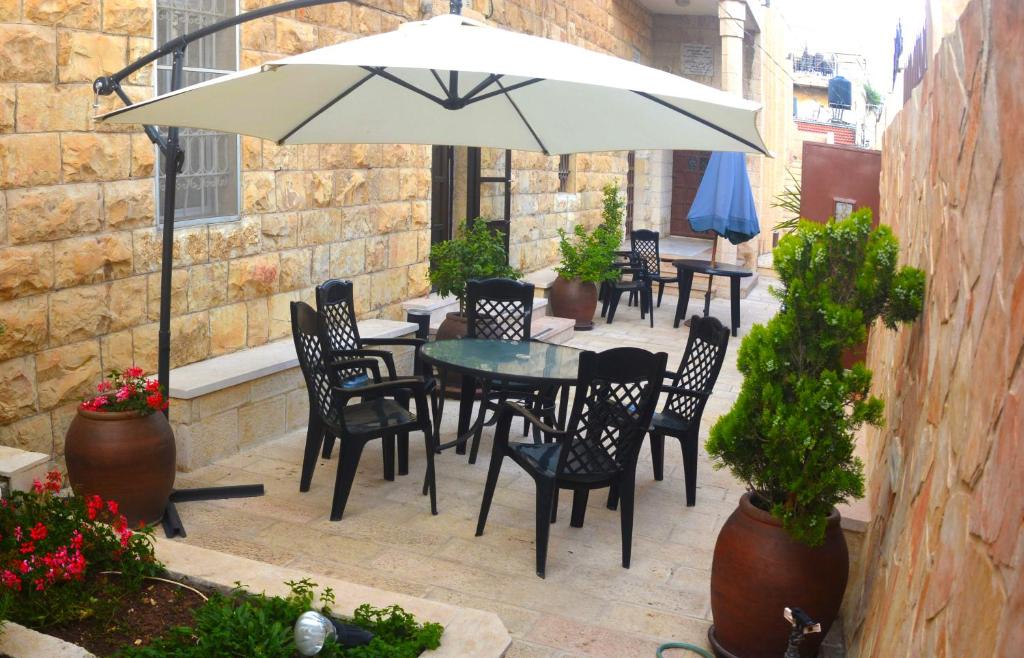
[{"left": 778, "top": 0, "right": 925, "bottom": 94}]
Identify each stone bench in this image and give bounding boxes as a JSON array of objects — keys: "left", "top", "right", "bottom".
[{"left": 168, "top": 319, "right": 417, "bottom": 472}]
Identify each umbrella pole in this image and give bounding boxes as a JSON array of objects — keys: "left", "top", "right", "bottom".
[{"left": 703, "top": 238, "right": 718, "bottom": 317}]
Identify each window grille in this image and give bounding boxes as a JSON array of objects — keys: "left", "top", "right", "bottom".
[
  {"left": 155, "top": 0, "right": 239, "bottom": 224},
  {"left": 625, "top": 151, "right": 635, "bottom": 233},
  {"left": 558, "top": 154, "right": 573, "bottom": 194}
]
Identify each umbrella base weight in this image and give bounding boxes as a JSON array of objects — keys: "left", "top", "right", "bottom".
[{"left": 162, "top": 484, "right": 265, "bottom": 538}]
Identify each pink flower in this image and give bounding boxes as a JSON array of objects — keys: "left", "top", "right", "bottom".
[
  {"left": 13, "top": 526, "right": 22, "bottom": 541},
  {"left": 70, "top": 530, "right": 83, "bottom": 550},
  {"left": 32, "top": 479, "right": 44, "bottom": 494},
  {"left": 115, "top": 385, "right": 132, "bottom": 402}
]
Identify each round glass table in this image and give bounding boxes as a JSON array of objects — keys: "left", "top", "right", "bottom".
[{"left": 420, "top": 339, "right": 582, "bottom": 453}]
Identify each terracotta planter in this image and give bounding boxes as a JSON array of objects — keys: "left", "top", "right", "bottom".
[
  {"left": 65, "top": 409, "right": 176, "bottom": 528},
  {"left": 709, "top": 493, "right": 848, "bottom": 658},
  {"left": 549, "top": 275, "right": 598, "bottom": 331},
  {"left": 435, "top": 312, "right": 473, "bottom": 398}
]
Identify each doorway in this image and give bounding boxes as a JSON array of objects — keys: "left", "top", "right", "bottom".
[
  {"left": 670, "top": 150, "right": 714, "bottom": 239},
  {"left": 430, "top": 145, "right": 454, "bottom": 248}
]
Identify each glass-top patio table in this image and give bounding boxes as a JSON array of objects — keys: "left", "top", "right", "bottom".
[{"left": 420, "top": 339, "right": 582, "bottom": 451}]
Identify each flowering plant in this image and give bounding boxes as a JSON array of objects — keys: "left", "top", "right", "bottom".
[
  {"left": 80, "top": 367, "right": 168, "bottom": 414},
  {"left": 0, "top": 471, "right": 162, "bottom": 628}
]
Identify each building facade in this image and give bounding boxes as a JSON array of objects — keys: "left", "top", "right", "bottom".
[{"left": 0, "top": 0, "right": 789, "bottom": 460}]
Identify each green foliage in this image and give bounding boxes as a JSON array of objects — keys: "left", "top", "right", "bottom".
[
  {"left": 428, "top": 219, "right": 521, "bottom": 313},
  {"left": 119, "top": 579, "right": 442, "bottom": 658},
  {"left": 0, "top": 470, "right": 162, "bottom": 629},
  {"left": 706, "top": 209, "right": 925, "bottom": 546},
  {"left": 771, "top": 168, "right": 802, "bottom": 233},
  {"left": 554, "top": 183, "right": 624, "bottom": 284},
  {"left": 864, "top": 82, "right": 883, "bottom": 108}
]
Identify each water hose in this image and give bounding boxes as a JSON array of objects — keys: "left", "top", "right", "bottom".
[{"left": 656, "top": 642, "right": 714, "bottom": 658}]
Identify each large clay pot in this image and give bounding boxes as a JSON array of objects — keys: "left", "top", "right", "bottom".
[
  {"left": 65, "top": 409, "right": 176, "bottom": 527},
  {"left": 435, "top": 312, "right": 471, "bottom": 398},
  {"left": 709, "top": 493, "right": 848, "bottom": 658},
  {"left": 549, "top": 275, "right": 598, "bottom": 330}
]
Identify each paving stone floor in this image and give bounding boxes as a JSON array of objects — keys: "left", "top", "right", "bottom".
[{"left": 172, "top": 278, "right": 784, "bottom": 657}]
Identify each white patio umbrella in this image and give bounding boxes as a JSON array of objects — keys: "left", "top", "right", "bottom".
[{"left": 97, "top": 13, "right": 768, "bottom": 156}]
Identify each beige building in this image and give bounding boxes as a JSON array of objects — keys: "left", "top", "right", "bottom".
[{"left": 0, "top": 0, "right": 790, "bottom": 462}]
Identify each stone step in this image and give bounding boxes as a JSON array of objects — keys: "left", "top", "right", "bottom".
[{"left": 531, "top": 316, "right": 576, "bottom": 344}]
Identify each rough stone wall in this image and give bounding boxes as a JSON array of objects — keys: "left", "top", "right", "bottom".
[
  {"left": 0, "top": 0, "right": 652, "bottom": 460},
  {"left": 845, "top": 1, "right": 1023, "bottom": 656}
]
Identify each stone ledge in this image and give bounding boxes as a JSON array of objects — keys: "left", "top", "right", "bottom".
[
  {"left": 156, "top": 538, "right": 511, "bottom": 658},
  {"left": 0, "top": 622, "right": 93, "bottom": 658},
  {"left": 0, "top": 446, "right": 50, "bottom": 493},
  {"left": 169, "top": 319, "right": 417, "bottom": 400}
]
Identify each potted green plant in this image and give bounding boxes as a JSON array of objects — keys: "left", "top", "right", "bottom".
[
  {"left": 705, "top": 209, "right": 925, "bottom": 658},
  {"left": 428, "top": 218, "right": 521, "bottom": 340},
  {"left": 64, "top": 367, "right": 176, "bottom": 527},
  {"left": 549, "top": 183, "right": 624, "bottom": 330}
]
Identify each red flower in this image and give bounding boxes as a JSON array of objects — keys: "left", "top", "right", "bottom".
[
  {"left": 1, "top": 570, "right": 21, "bottom": 591},
  {"left": 144, "top": 379, "right": 160, "bottom": 393},
  {"left": 45, "top": 470, "right": 62, "bottom": 492},
  {"left": 70, "top": 530, "right": 83, "bottom": 550},
  {"left": 107, "top": 500, "right": 119, "bottom": 515},
  {"left": 18, "top": 560, "right": 30, "bottom": 574},
  {"left": 31, "top": 478, "right": 44, "bottom": 494},
  {"left": 124, "top": 366, "right": 145, "bottom": 379},
  {"left": 97, "top": 380, "right": 113, "bottom": 392},
  {"left": 19, "top": 541, "right": 35, "bottom": 554},
  {"left": 86, "top": 494, "right": 103, "bottom": 520},
  {"left": 34, "top": 578, "right": 45, "bottom": 591},
  {"left": 146, "top": 392, "right": 167, "bottom": 411},
  {"left": 29, "top": 522, "right": 47, "bottom": 541}
]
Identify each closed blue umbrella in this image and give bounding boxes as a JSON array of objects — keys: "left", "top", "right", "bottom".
[{"left": 685, "top": 151, "right": 759, "bottom": 318}]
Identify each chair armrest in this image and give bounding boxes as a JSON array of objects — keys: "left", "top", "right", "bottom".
[
  {"left": 361, "top": 337, "right": 426, "bottom": 347},
  {"left": 329, "top": 348, "right": 396, "bottom": 379},
  {"left": 662, "top": 384, "right": 708, "bottom": 399},
  {"left": 501, "top": 401, "right": 565, "bottom": 439},
  {"left": 327, "top": 356, "right": 381, "bottom": 383},
  {"left": 333, "top": 377, "right": 431, "bottom": 421}
]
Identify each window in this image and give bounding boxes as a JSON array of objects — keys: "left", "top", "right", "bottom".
[
  {"left": 155, "top": 0, "right": 239, "bottom": 224},
  {"left": 557, "top": 154, "right": 576, "bottom": 194}
]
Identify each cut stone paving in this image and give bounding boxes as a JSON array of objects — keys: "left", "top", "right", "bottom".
[{"left": 171, "top": 280, "right": 781, "bottom": 657}]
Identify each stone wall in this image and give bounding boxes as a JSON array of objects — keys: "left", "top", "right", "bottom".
[
  {"left": 0, "top": 0, "right": 652, "bottom": 461},
  {"left": 845, "top": 1, "right": 1023, "bottom": 655}
]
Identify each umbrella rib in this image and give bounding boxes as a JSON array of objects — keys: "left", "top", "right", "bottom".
[
  {"left": 633, "top": 91, "right": 769, "bottom": 155},
  {"left": 496, "top": 79, "right": 549, "bottom": 155},
  {"left": 363, "top": 66, "right": 450, "bottom": 107},
  {"left": 430, "top": 69, "right": 450, "bottom": 97},
  {"left": 464, "top": 78, "right": 543, "bottom": 106},
  {"left": 276, "top": 70, "right": 376, "bottom": 144},
  {"left": 460, "top": 74, "right": 503, "bottom": 103}
]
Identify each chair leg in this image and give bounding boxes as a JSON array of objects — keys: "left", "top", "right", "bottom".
[
  {"left": 468, "top": 406, "right": 486, "bottom": 465},
  {"left": 682, "top": 432, "right": 699, "bottom": 507},
  {"left": 657, "top": 281, "right": 665, "bottom": 308},
  {"left": 535, "top": 478, "right": 557, "bottom": 578},
  {"left": 550, "top": 486, "right": 559, "bottom": 524},
  {"left": 570, "top": 489, "right": 589, "bottom": 528},
  {"left": 382, "top": 435, "right": 396, "bottom": 481},
  {"left": 423, "top": 423, "right": 438, "bottom": 515},
  {"left": 320, "top": 407, "right": 336, "bottom": 459},
  {"left": 606, "top": 483, "right": 619, "bottom": 510},
  {"left": 475, "top": 435, "right": 505, "bottom": 536},
  {"left": 397, "top": 432, "right": 409, "bottom": 476},
  {"left": 647, "top": 287, "right": 655, "bottom": 328},
  {"left": 619, "top": 468, "right": 637, "bottom": 569},
  {"left": 650, "top": 431, "right": 665, "bottom": 481},
  {"left": 607, "top": 291, "right": 622, "bottom": 324},
  {"left": 330, "top": 440, "right": 366, "bottom": 521},
  {"left": 432, "top": 383, "right": 445, "bottom": 454},
  {"left": 300, "top": 418, "right": 325, "bottom": 492}
]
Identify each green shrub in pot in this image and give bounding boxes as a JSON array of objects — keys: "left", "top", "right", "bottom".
[
  {"left": 427, "top": 218, "right": 521, "bottom": 315},
  {"left": 553, "top": 183, "right": 624, "bottom": 285}
]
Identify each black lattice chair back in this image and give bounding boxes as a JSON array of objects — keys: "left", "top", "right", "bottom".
[
  {"left": 666, "top": 315, "right": 730, "bottom": 422},
  {"left": 466, "top": 278, "right": 535, "bottom": 341},
  {"left": 290, "top": 301, "right": 338, "bottom": 430},
  {"left": 559, "top": 348, "right": 667, "bottom": 479},
  {"left": 630, "top": 229, "right": 661, "bottom": 278},
  {"left": 316, "top": 279, "right": 363, "bottom": 381}
]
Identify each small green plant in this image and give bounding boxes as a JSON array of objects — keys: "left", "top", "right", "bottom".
[
  {"left": 428, "top": 219, "right": 521, "bottom": 314},
  {"left": 120, "top": 578, "right": 442, "bottom": 658},
  {"left": 554, "top": 183, "right": 624, "bottom": 284},
  {"left": 771, "top": 168, "right": 802, "bottom": 233},
  {"left": 864, "top": 81, "right": 883, "bottom": 108},
  {"left": 706, "top": 209, "right": 924, "bottom": 546}
]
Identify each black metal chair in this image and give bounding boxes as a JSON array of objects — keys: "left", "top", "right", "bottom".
[
  {"left": 600, "top": 253, "right": 655, "bottom": 327},
  {"left": 649, "top": 315, "right": 730, "bottom": 506},
  {"left": 315, "top": 280, "right": 442, "bottom": 474},
  {"left": 475, "top": 347, "right": 667, "bottom": 578},
  {"left": 460, "top": 278, "right": 556, "bottom": 464},
  {"left": 631, "top": 229, "right": 677, "bottom": 308},
  {"left": 291, "top": 301, "right": 437, "bottom": 521}
]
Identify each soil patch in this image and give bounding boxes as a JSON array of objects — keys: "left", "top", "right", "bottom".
[{"left": 45, "top": 574, "right": 209, "bottom": 657}]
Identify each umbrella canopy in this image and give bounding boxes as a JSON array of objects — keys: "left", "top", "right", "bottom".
[
  {"left": 687, "top": 151, "right": 760, "bottom": 245},
  {"left": 97, "top": 13, "right": 768, "bottom": 156}
]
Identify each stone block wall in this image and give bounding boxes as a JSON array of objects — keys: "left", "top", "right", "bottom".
[
  {"left": 845, "top": 1, "right": 1023, "bottom": 655},
  {"left": 0, "top": 0, "right": 652, "bottom": 462}
]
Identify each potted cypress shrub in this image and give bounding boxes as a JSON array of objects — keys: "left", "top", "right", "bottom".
[
  {"left": 549, "top": 183, "right": 623, "bottom": 330},
  {"left": 428, "top": 218, "right": 522, "bottom": 341},
  {"left": 705, "top": 209, "right": 924, "bottom": 658}
]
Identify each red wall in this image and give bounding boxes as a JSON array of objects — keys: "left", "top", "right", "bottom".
[{"left": 799, "top": 142, "right": 881, "bottom": 225}]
